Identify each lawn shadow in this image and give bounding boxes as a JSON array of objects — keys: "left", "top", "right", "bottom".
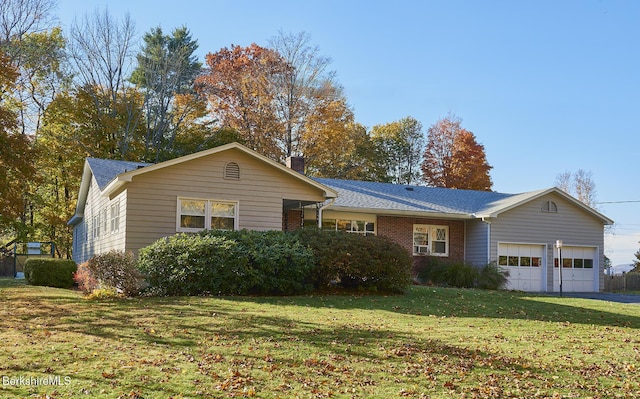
[{"left": 221, "top": 286, "right": 640, "bottom": 329}]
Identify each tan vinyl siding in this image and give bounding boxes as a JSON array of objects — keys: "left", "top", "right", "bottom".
[
  {"left": 73, "top": 177, "right": 127, "bottom": 263},
  {"left": 490, "top": 192, "right": 606, "bottom": 291},
  {"left": 124, "top": 148, "right": 327, "bottom": 255}
]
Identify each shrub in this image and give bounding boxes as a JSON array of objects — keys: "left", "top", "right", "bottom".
[
  {"left": 138, "top": 233, "right": 250, "bottom": 296},
  {"left": 24, "top": 258, "right": 77, "bottom": 288},
  {"left": 294, "top": 229, "right": 413, "bottom": 293},
  {"left": 418, "top": 259, "right": 510, "bottom": 290},
  {"left": 201, "top": 230, "right": 314, "bottom": 295},
  {"left": 138, "top": 230, "right": 313, "bottom": 296},
  {"left": 477, "top": 262, "right": 510, "bottom": 290},
  {"left": 434, "top": 262, "right": 479, "bottom": 288},
  {"left": 86, "top": 251, "right": 145, "bottom": 296},
  {"left": 413, "top": 256, "right": 442, "bottom": 284},
  {"left": 73, "top": 261, "right": 99, "bottom": 294}
]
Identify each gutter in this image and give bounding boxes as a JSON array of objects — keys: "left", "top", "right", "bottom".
[
  {"left": 317, "top": 198, "right": 336, "bottom": 228},
  {"left": 326, "top": 205, "right": 474, "bottom": 220}
]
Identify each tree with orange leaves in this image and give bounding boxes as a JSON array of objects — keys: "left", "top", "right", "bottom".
[
  {"left": 0, "top": 50, "right": 36, "bottom": 225},
  {"left": 421, "top": 114, "right": 492, "bottom": 191},
  {"left": 196, "top": 43, "right": 288, "bottom": 161}
]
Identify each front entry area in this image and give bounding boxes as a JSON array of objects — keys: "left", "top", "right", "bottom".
[
  {"left": 554, "top": 246, "right": 598, "bottom": 292},
  {"left": 498, "top": 243, "right": 545, "bottom": 292}
]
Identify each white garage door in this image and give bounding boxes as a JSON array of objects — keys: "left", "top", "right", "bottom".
[
  {"left": 498, "top": 243, "right": 545, "bottom": 292},
  {"left": 554, "top": 246, "right": 597, "bottom": 292}
]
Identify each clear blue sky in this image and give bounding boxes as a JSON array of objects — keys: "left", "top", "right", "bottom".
[{"left": 55, "top": 0, "right": 640, "bottom": 267}]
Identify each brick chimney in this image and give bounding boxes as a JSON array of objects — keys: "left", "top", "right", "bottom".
[{"left": 286, "top": 156, "right": 305, "bottom": 174}]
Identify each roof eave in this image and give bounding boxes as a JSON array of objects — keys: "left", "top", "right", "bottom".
[
  {"left": 327, "top": 205, "right": 474, "bottom": 220},
  {"left": 67, "top": 159, "right": 93, "bottom": 226},
  {"left": 102, "top": 175, "right": 133, "bottom": 198}
]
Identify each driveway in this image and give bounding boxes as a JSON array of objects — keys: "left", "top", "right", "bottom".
[{"left": 551, "top": 292, "right": 640, "bottom": 304}]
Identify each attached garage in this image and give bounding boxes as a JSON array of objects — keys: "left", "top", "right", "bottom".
[
  {"left": 554, "top": 246, "right": 598, "bottom": 292},
  {"left": 498, "top": 243, "right": 546, "bottom": 292}
]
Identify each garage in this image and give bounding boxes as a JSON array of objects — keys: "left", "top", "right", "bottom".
[
  {"left": 498, "top": 243, "right": 545, "bottom": 292},
  {"left": 554, "top": 246, "right": 597, "bottom": 292}
]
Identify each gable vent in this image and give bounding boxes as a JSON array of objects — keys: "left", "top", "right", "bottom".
[
  {"left": 542, "top": 200, "right": 558, "bottom": 213},
  {"left": 224, "top": 162, "right": 240, "bottom": 180}
]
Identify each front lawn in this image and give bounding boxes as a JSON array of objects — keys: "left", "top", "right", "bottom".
[{"left": 0, "top": 279, "right": 639, "bottom": 398}]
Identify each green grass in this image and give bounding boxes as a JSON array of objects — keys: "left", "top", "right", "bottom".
[{"left": 1, "top": 278, "right": 639, "bottom": 398}]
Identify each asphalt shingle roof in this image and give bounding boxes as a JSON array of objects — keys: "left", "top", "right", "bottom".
[
  {"left": 87, "top": 158, "right": 151, "bottom": 190},
  {"left": 82, "top": 156, "right": 608, "bottom": 223},
  {"left": 313, "top": 178, "right": 535, "bottom": 216}
]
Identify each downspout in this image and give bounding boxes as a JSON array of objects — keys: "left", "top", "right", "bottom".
[
  {"left": 318, "top": 198, "right": 335, "bottom": 228},
  {"left": 481, "top": 217, "right": 492, "bottom": 264}
]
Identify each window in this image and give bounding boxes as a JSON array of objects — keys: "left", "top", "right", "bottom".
[
  {"left": 316, "top": 218, "right": 375, "bottom": 236},
  {"left": 542, "top": 201, "right": 558, "bottom": 213},
  {"left": 499, "top": 256, "right": 541, "bottom": 267},
  {"left": 110, "top": 203, "right": 120, "bottom": 233},
  {"left": 177, "top": 198, "right": 237, "bottom": 232},
  {"left": 224, "top": 162, "right": 240, "bottom": 180},
  {"left": 554, "top": 257, "right": 594, "bottom": 269},
  {"left": 93, "top": 213, "right": 100, "bottom": 239},
  {"left": 210, "top": 202, "right": 236, "bottom": 230},
  {"left": 321, "top": 219, "right": 337, "bottom": 231},
  {"left": 337, "top": 219, "right": 375, "bottom": 235},
  {"left": 102, "top": 208, "right": 108, "bottom": 235},
  {"left": 413, "top": 224, "right": 448, "bottom": 256}
]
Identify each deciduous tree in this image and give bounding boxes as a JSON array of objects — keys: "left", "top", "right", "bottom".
[
  {"left": 555, "top": 169, "right": 598, "bottom": 208},
  {"left": 269, "top": 31, "right": 343, "bottom": 158},
  {"left": 0, "top": 51, "right": 36, "bottom": 229},
  {"left": 0, "top": 0, "right": 57, "bottom": 46},
  {"left": 67, "top": 8, "right": 141, "bottom": 157},
  {"left": 4, "top": 27, "right": 68, "bottom": 136},
  {"left": 370, "top": 116, "right": 424, "bottom": 184},
  {"left": 421, "top": 114, "right": 492, "bottom": 190},
  {"left": 32, "top": 85, "right": 146, "bottom": 256},
  {"left": 197, "top": 43, "right": 287, "bottom": 160},
  {"left": 198, "top": 34, "right": 354, "bottom": 165}
]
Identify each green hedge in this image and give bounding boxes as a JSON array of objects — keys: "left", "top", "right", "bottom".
[
  {"left": 293, "top": 229, "right": 413, "bottom": 293},
  {"left": 24, "top": 258, "right": 77, "bottom": 288},
  {"left": 138, "top": 229, "right": 414, "bottom": 296},
  {"left": 137, "top": 230, "right": 314, "bottom": 296}
]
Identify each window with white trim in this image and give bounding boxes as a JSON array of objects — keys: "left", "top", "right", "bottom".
[
  {"left": 93, "top": 213, "right": 100, "bottom": 239},
  {"left": 177, "top": 198, "right": 238, "bottom": 232},
  {"left": 110, "top": 202, "right": 120, "bottom": 233},
  {"left": 413, "top": 224, "right": 449, "bottom": 256}
]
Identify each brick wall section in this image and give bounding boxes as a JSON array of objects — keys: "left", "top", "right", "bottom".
[
  {"left": 282, "top": 208, "right": 303, "bottom": 231},
  {"left": 377, "top": 216, "right": 465, "bottom": 263}
]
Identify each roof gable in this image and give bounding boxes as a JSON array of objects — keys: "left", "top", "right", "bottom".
[
  {"left": 101, "top": 143, "right": 337, "bottom": 199},
  {"left": 475, "top": 187, "right": 614, "bottom": 224},
  {"left": 69, "top": 143, "right": 338, "bottom": 226}
]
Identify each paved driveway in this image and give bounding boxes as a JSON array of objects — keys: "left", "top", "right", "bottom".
[{"left": 553, "top": 292, "right": 640, "bottom": 304}]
